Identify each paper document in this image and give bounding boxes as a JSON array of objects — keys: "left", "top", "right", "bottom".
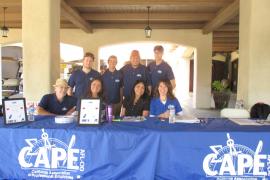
[
  {"left": 174, "top": 115, "right": 200, "bottom": 123},
  {"left": 229, "top": 118, "right": 270, "bottom": 126},
  {"left": 121, "top": 116, "right": 146, "bottom": 122},
  {"left": 55, "top": 115, "right": 75, "bottom": 124}
]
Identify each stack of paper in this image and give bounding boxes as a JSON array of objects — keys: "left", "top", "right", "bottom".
[
  {"left": 55, "top": 116, "right": 75, "bottom": 124},
  {"left": 174, "top": 115, "right": 200, "bottom": 123},
  {"left": 229, "top": 118, "right": 270, "bottom": 126},
  {"left": 122, "top": 116, "right": 146, "bottom": 122}
]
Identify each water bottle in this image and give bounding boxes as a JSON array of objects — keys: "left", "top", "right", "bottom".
[
  {"left": 235, "top": 100, "right": 244, "bottom": 109},
  {"left": 106, "top": 104, "right": 113, "bottom": 123},
  {"left": 28, "top": 105, "right": 35, "bottom": 121},
  {"left": 168, "top": 105, "right": 175, "bottom": 123}
]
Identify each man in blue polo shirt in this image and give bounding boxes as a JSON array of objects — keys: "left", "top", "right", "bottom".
[
  {"left": 37, "top": 79, "right": 77, "bottom": 115},
  {"left": 147, "top": 45, "right": 176, "bottom": 92},
  {"left": 101, "top": 55, "right": 123, "bottom": 116},
  {"left": 68, "top": 52, "right": 100, "bottom": 99},
  {"left": 120, "top": 50, "right": 151, "bottom": 98}
]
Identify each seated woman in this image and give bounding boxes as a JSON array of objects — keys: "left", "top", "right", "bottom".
[
  {"left": 150, "top": 79, "right": 182, "bottom": 118},
  {"left": 120, "top": 80, "right": 149, "bottom": 117},
  {"left": 86, "top": 78, "right": 104, "bottom": 99},
  {"left": 37, "top": 79, "right": 77, "bottom": 115},
  {"left": 77, "top": 78, "right": 105, "bottom": 110},
  {"left": 77, "top": 78, "right": 108, "bottom": 120}
]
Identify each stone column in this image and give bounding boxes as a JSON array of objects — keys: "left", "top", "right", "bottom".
[
  {"left": 22, "top": 0, "right": 60, "bottom": 101},
  {"left": 238, "top": 0, "right": 270, "bottom": 107}
]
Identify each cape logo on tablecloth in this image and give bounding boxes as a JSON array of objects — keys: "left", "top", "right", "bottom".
[
  {"left": 18, "top": 129, "right": 85, "bottom": 179},
  {"left": 203, "top": 133, "right": 270, "bottom": 178}
]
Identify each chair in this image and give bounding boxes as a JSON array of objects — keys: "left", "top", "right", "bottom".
[{"left": 220, "top": 108, "right": 250, "bottom": 118}]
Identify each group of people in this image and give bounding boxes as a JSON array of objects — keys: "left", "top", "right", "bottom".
[{"left": 37, "top": 45, "right": 183, "bottom": 119}]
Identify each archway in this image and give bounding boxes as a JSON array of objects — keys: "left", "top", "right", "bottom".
[{"left": 98, "top": 41, "right": 195, "bottom": 108}]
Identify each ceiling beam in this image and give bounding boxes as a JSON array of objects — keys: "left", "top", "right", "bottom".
[
  {"left": 213, "top": 37, "right": 239, "bottom": 43},
  {"left": 82, "top": 12, "right": 215, "bottom": 21},
  {"left": 7, "top": 22, "right": 205, "bottom": 29},
  {"left": 215, "top": 24, "right": 239, "bottom": 32},
  {"left": 2, "top": 22, "right": 21, "bottom": 28},
  {"left": 229, "top": 16, "right": 239, "bottom": 23},
  {"left": 0, "top": 13, "right": 21, "bottom": 21},
  {"left": 0, "top": 0, "right": 21, "bottom": 7},
  {"left": 213, "top": 31, "right": 239, "bottom": 38},
  {"left": 90, "top": 22, "right": 203, "bottom": 29},
  {"left": 61, "top": 0, "right": 93, "bottom": 33},
  {"left": 213, "top": 47, "right": 238, "bottom": 52},
  {"left": 213, "top": 44, "right": 238, "bottom": 46},
  {"left": 66, "top": 0, "right": 231, "bottom": 8},
  {"left": 213, "top": 43, "right": 238, "bottom": 48},
  {"left": 202, "top": 0, "right": 239, "bottom": 34}
]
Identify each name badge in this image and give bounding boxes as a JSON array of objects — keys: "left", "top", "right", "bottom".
[
  {"left": 62, "top": 107, "right": 67, "bottom": 111},
  {"left": 115, "top": 79, "right": 120, "bottom": 83},
  {"left": 136, "top": 74, "right": 142, "bottom": 77},
  {"left": 157, "top": 70, "right": 162, "bottom": 74}
]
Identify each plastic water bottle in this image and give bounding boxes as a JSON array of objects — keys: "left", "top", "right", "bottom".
[
  {"left": 168, "top": 105, "right": 175, "bottom": 123},
  {"left": 28, "top": 105, "right": 35, "bottom": 121},
  {"left": 235, "top": 100, "right": 244, "bottom": 109},
  {"left": 106, "top": 104, "right": 113, "bottom": 123}
]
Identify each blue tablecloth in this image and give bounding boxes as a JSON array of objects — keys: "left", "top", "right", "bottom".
[{"left": 0, "top": 116, "right": 270, "bottom": 179}]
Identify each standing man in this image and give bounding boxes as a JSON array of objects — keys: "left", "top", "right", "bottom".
[
  {"left": 121, "top": 50, "right": 151, "bottom": 99},
  {"left": 101, "top": 55, "right": 123, "bottom": 116},
  {"left": 68, "top": 52, "right": 100, "bottom": 99},
  {"left": 147, "top": 45, "right": 176, "bottom": 92}
]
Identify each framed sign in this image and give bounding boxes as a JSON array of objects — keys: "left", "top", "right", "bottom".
[
  {"left": 78, "top": 98, "right": 101, "bottom": 125},
  {"left": 2, "top": 98, "right": 28, "bottom": 125}
]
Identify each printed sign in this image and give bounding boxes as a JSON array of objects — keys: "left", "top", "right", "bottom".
[
  {"left": 18, "top": 129, "right": 86, "bottom": 179},
  {"left": 2, "top": 98, "right": 27, "bottom": 124},
  {"left": 78, "top": 98, "right": 101, "bottom": 125},
  {"left": 203, "top": 133, "right": 270, "bottom": 179}
]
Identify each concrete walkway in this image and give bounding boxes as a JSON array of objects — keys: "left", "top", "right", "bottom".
[{"left": 180, "top": 93, "right": 237, "bottom": 118}]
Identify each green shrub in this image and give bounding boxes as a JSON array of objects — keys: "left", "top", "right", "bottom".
[{"left": 212, "top": 80, "right": 229, "bottom": 92}]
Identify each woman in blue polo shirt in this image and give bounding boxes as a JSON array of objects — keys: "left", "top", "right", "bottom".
[
  {"left": 150, "top": 79, "right": 182, "bottom": 118},
  {"left": 37, "top": 79, "right": 77, "bottom": 115},
  {"left": 120, "top": 80, "right": 150, "bottom": 117}
]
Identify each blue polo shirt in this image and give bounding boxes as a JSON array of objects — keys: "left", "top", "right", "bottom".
[
  {"left": 147, "top": 61, "right": 175, "bottom": 90},
  {"left": 150, "top": 97, "right": 182, "bottom": 116},
  {"left": 38, "top": 94, "right": 77, "bottom": 115},
  {"left": 120, "top": 64, "right": 151, "bottom": 98},
  {"left": 101, "top": 69, "right": 123, "bottom": 104},
  {"left": 68, "top": 68, "right": 100, "bottom": 99}
]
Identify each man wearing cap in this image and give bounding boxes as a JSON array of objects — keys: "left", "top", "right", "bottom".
[
  {"left": 37, "top": 79, "right": 77, "bottom": 115},
  {"left": 101, "top": 55, "right": 123, "bottom": 116},
  {"left": 68, "top": 52, "right": 100, "bottom": 99},
  {"left": 120, "top": 50, "right": 151, "bottom": 99},
  {"left": 147, "top": 45, "right": 176, "bottom": 92}
]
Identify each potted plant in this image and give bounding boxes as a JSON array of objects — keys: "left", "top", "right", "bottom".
[{"left": 212, "top": 80, "right": 231, "bottom": 109}]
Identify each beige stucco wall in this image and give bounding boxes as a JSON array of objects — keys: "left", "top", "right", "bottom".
[
  {"left": 238, "top": 0, "right": 270, "bottom": 108},
  {"left": 0, "top": 29, "right": 21, "bottom": 45},
  {"left": 1, "top": 28, "right": 212, "bottom": 108}
]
